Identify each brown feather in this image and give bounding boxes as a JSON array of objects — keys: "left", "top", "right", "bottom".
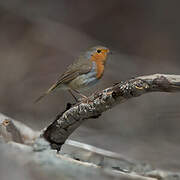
[
  {"left": 34, "top": 59, "right": 92, "bottom": 103},
  {"left": 34, "top": 83, "right": 58, "bottom": 103}
]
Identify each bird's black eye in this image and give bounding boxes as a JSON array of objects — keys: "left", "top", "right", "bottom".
[{"left": 97, "top": 49, "right": 101, "bottom": 53}]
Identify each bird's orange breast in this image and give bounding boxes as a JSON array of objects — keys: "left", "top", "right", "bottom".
[
  {"left": 91, "top": 52, "right": 107, "bottom": 79},
  {"left": 94, "top": 61, "right": 104, "bottom": 79}
]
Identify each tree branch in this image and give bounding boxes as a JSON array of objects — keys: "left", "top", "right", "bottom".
[{"left": 43, "top": 74, "right": 180, "bottom": 151}]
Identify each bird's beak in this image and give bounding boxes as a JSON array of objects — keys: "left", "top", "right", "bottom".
[{"left": 105, "top": 49, "right": 112, "bottom": 55}]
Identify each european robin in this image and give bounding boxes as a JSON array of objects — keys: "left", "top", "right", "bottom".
[{"left": 35, "top": 46, "right": 111, "bottom": 102}]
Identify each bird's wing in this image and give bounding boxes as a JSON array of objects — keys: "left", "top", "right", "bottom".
[
  {"left": 59, "top": 59, "right": 92, "bottom": 83},
  {"left": 34, "top": 59, "right": 92, "bottom": 103}
]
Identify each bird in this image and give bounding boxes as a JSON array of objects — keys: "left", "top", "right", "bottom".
[{"left": 35, "top": 45, "right": 111, "bottom": 103}]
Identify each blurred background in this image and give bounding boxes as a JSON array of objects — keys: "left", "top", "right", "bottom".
[{"left": 0, "top": 0, "right": 180, "bottom": 173}]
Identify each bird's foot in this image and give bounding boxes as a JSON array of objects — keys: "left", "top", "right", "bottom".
[
  {"left": 80, "top": 96, "right": 90, "bottom": 103},
  {"left": 70, "top": 89, "right": 90, "bottom": 103}
]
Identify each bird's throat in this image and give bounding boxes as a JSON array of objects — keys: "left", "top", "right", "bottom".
[{"left": 95, "top": 62, "right": 104, "bottom": 79}]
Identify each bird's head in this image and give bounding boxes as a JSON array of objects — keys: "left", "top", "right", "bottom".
[{"left": 88, "top": 46, "right": 111, "bottom": 65}]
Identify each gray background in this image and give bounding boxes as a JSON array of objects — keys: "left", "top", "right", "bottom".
[{"left": 0, "top": 0, "right": 180, "bottom": 173}]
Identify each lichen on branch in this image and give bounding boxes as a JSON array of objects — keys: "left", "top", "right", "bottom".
[{"left": 43, "top": 74, "right": 180, "bottom": 151}]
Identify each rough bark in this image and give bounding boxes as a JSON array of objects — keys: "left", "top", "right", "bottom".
[{"left": 43, "top": 74, "right": 180, "bottom": 151}]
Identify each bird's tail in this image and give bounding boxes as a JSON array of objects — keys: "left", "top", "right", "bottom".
[{"left": 34, "top": 83, "right": 58, "bottom": 103}]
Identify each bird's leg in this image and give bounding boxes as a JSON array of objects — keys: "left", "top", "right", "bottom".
[
  {"left": 68, "top": 89, "right": 78, "bottom": 102},
  {"left": 71, "top": 89, "right": 88, "bottom": 100}
]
